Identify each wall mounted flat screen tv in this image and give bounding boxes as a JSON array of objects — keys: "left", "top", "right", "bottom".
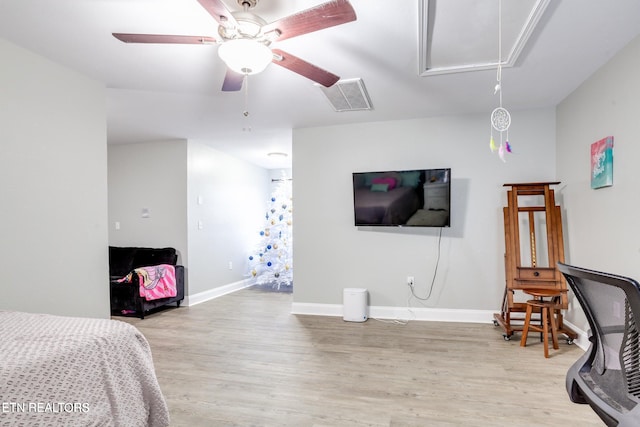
[{"left": 352, "top": 168, "right": 451, "bottom": 227}]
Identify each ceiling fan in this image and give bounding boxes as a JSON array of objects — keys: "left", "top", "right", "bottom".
[{"left": 113, "top": 0, "right": 357, "bottom": 92}]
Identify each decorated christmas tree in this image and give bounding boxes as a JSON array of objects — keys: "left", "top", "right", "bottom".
[{"left": 246, "top": 178, "right": 293, "bottom": 289}]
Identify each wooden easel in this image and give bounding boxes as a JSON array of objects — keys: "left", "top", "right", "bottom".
[{"left": 494, "top": 182, "right": 577, "bottom": 342}]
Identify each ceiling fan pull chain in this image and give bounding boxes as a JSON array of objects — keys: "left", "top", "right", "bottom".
[{"left": 243, "top": 74, "right": 252, "bottom": 132}]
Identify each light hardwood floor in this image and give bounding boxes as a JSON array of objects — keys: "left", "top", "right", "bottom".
[{"left": 119, "top": 289, "right": 603, "bottom": 427}]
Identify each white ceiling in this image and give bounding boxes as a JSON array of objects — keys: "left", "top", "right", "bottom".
[{"left": 1, "top": 0, "right": 639, "bottom": 169}]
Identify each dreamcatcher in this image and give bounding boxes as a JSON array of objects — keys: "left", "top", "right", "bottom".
[{"left": 489, "top": 0, "right": 512, "bottom": 162}]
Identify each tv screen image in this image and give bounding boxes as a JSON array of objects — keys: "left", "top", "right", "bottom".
[{"left": 352, "top": 168, "right": 450, "bottom": 227}]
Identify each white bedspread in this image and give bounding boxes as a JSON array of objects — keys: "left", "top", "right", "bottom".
[{"left": 0, "top": 311, "right": 169, "bottom": 427}]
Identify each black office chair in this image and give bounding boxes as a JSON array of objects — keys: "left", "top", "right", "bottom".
[{"left": 558, "top": 262, "right": 640, "bottom": 427}]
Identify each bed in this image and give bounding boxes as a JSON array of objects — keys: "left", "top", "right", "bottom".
[
  {"left": 353, "top": 186, "right": 421, "bottom": 225},
  {"left": 0, "top": 310, "right": 169, "bottom": 427},
  {"left": 405, "top": 208, "right": 450, "bottom": 227}
]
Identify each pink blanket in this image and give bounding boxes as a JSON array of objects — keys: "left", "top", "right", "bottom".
[{"left": 118, "top": 264, "right": 177, "bottom": 301}]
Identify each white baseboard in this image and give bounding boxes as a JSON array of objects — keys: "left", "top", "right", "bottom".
[
  {"left": 291, "top": 302, "right": 495, "bottom": 324},
  {"left": 563, "top": 319, "right": 589, "bottom": 351},
  {"left": 185, "top": 279, "right": 253, "bottom": 307}
]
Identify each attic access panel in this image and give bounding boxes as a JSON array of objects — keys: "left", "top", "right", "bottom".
[{"left": 419, "top": 0, "right": 551, "bottom": 76}]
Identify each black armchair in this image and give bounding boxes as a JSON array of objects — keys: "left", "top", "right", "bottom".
[
  {"left": 558, "top": 262, "right": 640, "bottom": 427},
  {"left": 109, "top": 246, "right": 185, "bottom": 319}
]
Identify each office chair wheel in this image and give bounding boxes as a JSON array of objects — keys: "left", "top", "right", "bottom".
[
  {"left": 566, "top": 338, "right": 574, "bottom": 345},
  {"left": 503, "top": 334, "right": 511, "bottom": 341},
  {"left": 493, "top": 320, "right": 499, "bottom": 326}
]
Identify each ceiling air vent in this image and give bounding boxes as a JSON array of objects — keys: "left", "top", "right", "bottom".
[{"left": 316, "top": 78, "right": 373, "bottom": 112}]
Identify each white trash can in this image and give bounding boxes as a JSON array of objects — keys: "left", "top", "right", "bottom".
[{"left": 343, "top": 288, "right": 368, "bottom": 322}]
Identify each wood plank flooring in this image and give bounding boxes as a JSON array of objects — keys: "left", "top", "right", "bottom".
[{"left": 119, "top": 289, "right": 603, "bottom": 426}]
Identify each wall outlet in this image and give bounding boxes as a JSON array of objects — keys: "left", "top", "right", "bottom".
[
  {"left": 407, "top": 276, "right": 415, "bottom": 287},
  {"left": 228, "top": 261, "right": 233, "bottom": 270}
]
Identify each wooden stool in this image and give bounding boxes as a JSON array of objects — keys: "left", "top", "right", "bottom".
[{"left": 520, "top": 290, "right": 561, "bottom": 358}]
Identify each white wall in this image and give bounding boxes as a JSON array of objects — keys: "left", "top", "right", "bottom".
[
  {"left": 186, "top": 141, "right": 269, "bottom": 295},
  {"left": 292, "top": 109, "right": 556, "bottom": 314},
  {"left": 108, "top": 140, "right": 189, "bottom": 265},
  {"left": 556, "top": 34, "right": 640, "bottom": 330},
  {"left": 0, "top": 38, "right": 109, "bottom": 318}
]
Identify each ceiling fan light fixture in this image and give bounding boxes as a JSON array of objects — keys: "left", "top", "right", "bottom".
[{"left": 218, "top": 39, "right": 272, "bottom": 75}]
